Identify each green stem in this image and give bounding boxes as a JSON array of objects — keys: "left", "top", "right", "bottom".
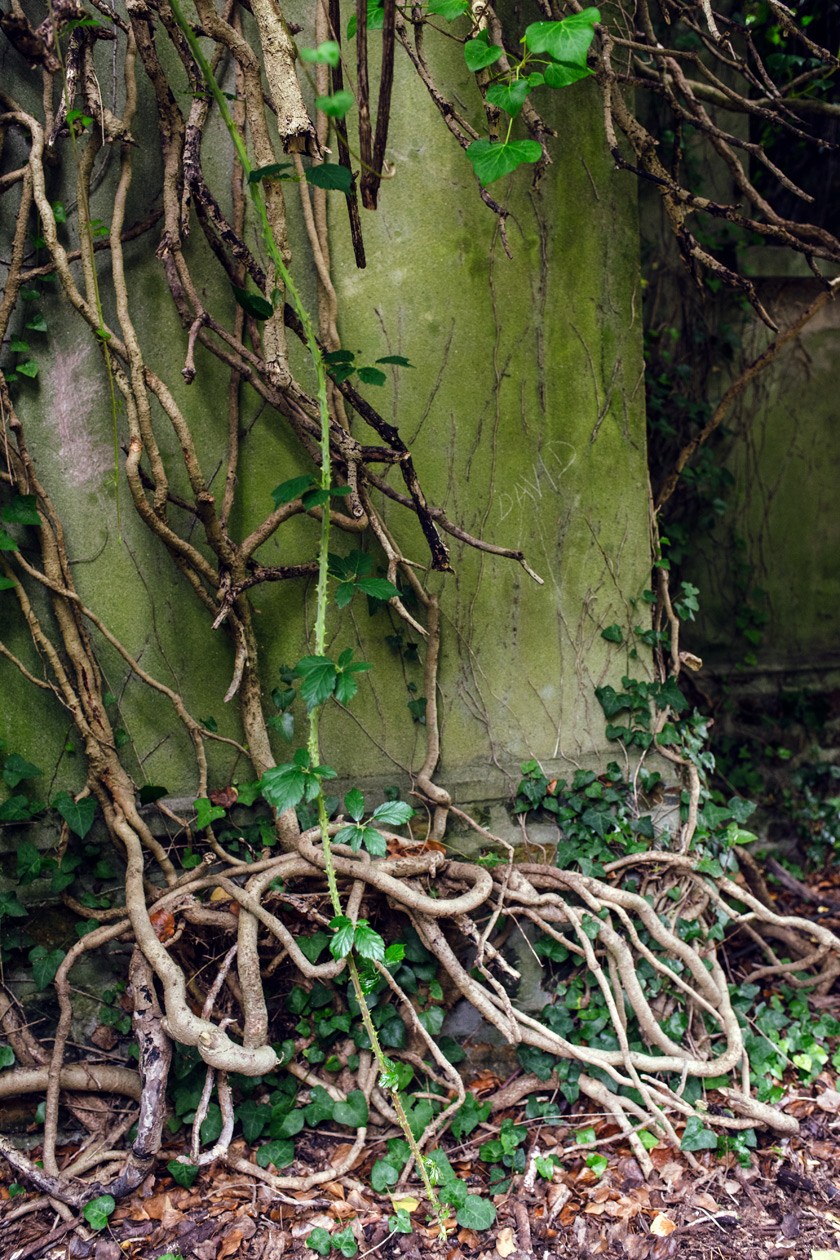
[{"left": 171, "top": 7, "right": 446, "bottom": 1230}]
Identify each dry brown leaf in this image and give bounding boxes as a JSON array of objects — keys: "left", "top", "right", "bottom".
[
  {"left": 458, "top": 1229, "right": 480, "bottom": 1248},
  {"left": 322, "top": 1180, "right": 345, "bottom": 1199},
  {"left": 585, "top": 1202, "right": 608, "bottom": 1215},
  {"left": 625, "top": 1235, "right": 652, "bottom": 1260},
  {"left": 218, "top": 1228, "right": 244, "bottom": 1259},
  {"left": 210, "top": 786, "right": 239, "bottom": 808},
  {"left": 469, "top": 1072, "right": 502, "bottom": 1095},
  {"left": 650, "top": 1213, "right": 677, "bottom": 1237},
  {"left": 149, "top": 907, "right": 175, "bottom": 941},
  {"left": 330, "top": 1201, "right": 357, "bottom": 1221},
  {"left": 495, "top": 1227, "right": 517, "bottom": 1257},
  {"left": 692, "top": 1192, "right": 719, "bottom": 1212},
  {"left": 143, "top": 1192, "right": 174, "bottom": 1220},
  {"left": 445, "top": 1249, "right": 463, "bottom": 1260}
]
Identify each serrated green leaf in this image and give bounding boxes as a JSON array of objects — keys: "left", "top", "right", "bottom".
[
  {"left": 357, "top": 365, "right": 386, "bottom": 387},
  {"left": 354, "top": 921, "right": 385, "bottom": 962},
  {"left": 260, "top": 764, "right": 308, "bottom": 813},
  {"left": 372, "top": 800, "right": 414, "bottom": 826},
  {"left": 355, "top": 577, "right": 398, "bottom": 601},
  {"left": 375, "top": 355, "right": 414, "bottom": 366},
  {"left": 271, "top": 476, "right": 317, "bottom": 508},
  {"left": 334, "top": 581, "right": 356, "bottom": 609},
  {"left": 315, "top": 90, "right": 355, "bottom": 118},
  {"left": 345, "top": 788, "right": 365, "bottom": 822},
  {"left": 465, "top": 139, "right": 542, "bottom": 186},
  {"left": 231, "top": 284, "right": 274, "bottom": 320},
  {"left": 305, "top": 164, "right": 353, "bottom": 193},
  {"left": 248, "top": 162, "right": 294, "bottom": 184},
  {"left": 360, "top": 826, "right": 386, "bottom": 858},
  {"left": 296, "top": 655, "right": 337, "bottom": 710},
  {"left": 301, "top": 487, "right": 331, "bottom": 510},
  {"left": 330, "top": 916, "right": 356, "bottom": 959}
]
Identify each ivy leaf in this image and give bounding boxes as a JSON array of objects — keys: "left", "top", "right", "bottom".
[
  {"left": 306, "top": 1228, "right": 332, "bottom": 1257},
  {"left": 485, "top": 79, "right": 531, "bottom": 118},
  {"left": 267, "top": 711, "right": 295, "bottom": 741},
  {"left": 315, "top": 91, "right": 355, "bottom": 118},
  {"left": 0, "top": 1045, "right": 15, "bottom": 1068},
  {"left": 296, "top": 655, "right": 337, "bottom": 710},
  {"left": 167, "top": 1160, "right": 199, "bottom": 1188},
  {"left": 680, "top": 1115, "right": 719, "bottom": 1151},
  {"left": 0, "top": 795, "right": 30, "bottom": 821},
  {"left": 0, "top": 576, "right": 17, "bottom": 590},
  {"left": 464, "top": 36, "right": 503, "bottom": 71},
  {"left": 346, "top": 5, "right": 384, "bottom": 38},
  {"left": 3, "top": 754, "right": 42, "bottom": 787},
  {"left": 600, "top": 623, "right": 624, "bottom": 644},
  {"left": 330, "top": 915, "right": 356, "bottom": 959},
  {"left": 298, "top": 931, "right": 330, "bottom": 963},
  {"left": 457, "top": 1195, "right": 496, "bottom": 1230},
  {"left": 0, "top": 891, "right": 27, "bottom": 919},
  {"left": 231, "top": 284, "right": 274, "bottom": 321},
  {"left": 271, "top": 475, "right": 316, "bottom": 506},
  {"left": 345, "top": 788, "right": 365, "bottom": 822},
  {"left": 465, "top": 139, "right": 542, "bottom": 186},
  {"left": 371, "top": 1158, "right": 399, "bottom": 1191},
  {"left": 333, "top": 1089, "right": 368, "bottom": 1128},
  {"left": 418, "top": 1006, "right": 444, "bottom": 1036},
  {"left": 29, "top": 946, "right": 65, "bottom": 990},
  {"left": 236, "top": 1098, "right": 270, "bottom": 1143},
  {"left": 355, "top": 577, "right": 398, "bottom": 601},
  {"left": 8, "top": 337, "right": 28, "bottom": 353},
  {"left": 299, "top": 41, "right": 341, "bottom": 66},
  {"left": 305, "top": 164, "right": 353, "bottom": 194},
  {"left": 357, "top": 366, "right": 386, "bottom": 387},
  {"left": 25, "top": 313, "right": 48, "bottom": 333},
  {"left": 256, "top": 1139, "right": 295, "bottom": 1168},
  {"left": 138, "top": 784, "right": 168, "bottom": 805},
  {"left": 428, "top": 0, "right": 470, "bottom": 18},
  {"left": 0, "top": 529, "right": 20, "bottom": 550},
  {"left": 83, "top": 1195, "right": 115, "bottom": 1231},
  {"left": 544, "top": 61, "right": 592, "bottom": 88},
  {"left": 52, "top": 791, "right": 96, "bottom": 839},
  {"left": 16, "top": 841, "right": 43, "bottom": 884},
  {"left": 524, "top": 9, "right": 599, "bottom": 66},
  {"left": 272, "top": 1107, "right": 305, "bottom": 1138},
  {"left": 372, "top": 801, "right": 414, "bottom": 826},
  {"left": 17, "top": 360, "right": 39, "bottom": 378},
  {"left": 354, "top": 921, "right": 385, "bottom": 962},
  {"left": 194, "top": 797, "right": 226, "bottom": 829},
  {"left": 261, "top": 762, "right": 309, "bottom": 813}
]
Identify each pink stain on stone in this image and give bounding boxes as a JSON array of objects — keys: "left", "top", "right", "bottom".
[{"left": 49, "top": 342, "right": 112, "bottom": 487}]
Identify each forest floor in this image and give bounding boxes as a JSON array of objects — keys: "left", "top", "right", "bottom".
[{"left": 3, "top": 880, "right": 840, "bottom": 1260}]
